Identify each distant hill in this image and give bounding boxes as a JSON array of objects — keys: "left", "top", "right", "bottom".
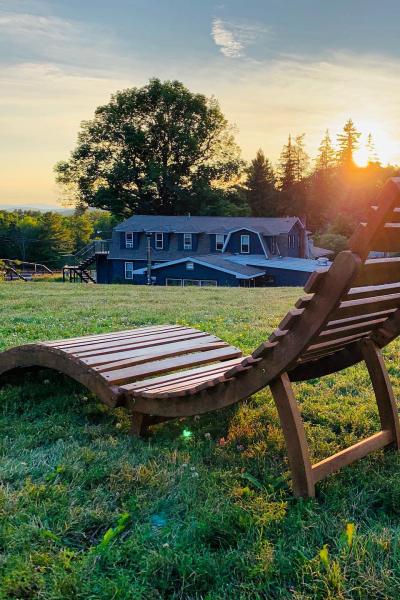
[{"left": 0, "top": 204, "right": 74, "bottom": 214}]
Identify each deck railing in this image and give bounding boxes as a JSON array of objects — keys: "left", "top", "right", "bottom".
[{"left": 72, "top": 239, "right": 110, "bottom": 266}]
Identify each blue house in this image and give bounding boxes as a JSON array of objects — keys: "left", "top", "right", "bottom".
[{"left": 95, "top": 215, "right": 332, "bottom": 287}]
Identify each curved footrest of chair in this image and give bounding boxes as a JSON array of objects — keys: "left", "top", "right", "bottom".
[
  {"left": 0, "top": 343, "right": 121, "bottom": 407},
  {"left": 0, "top": 325, "right": 246, "bottom": 415}
]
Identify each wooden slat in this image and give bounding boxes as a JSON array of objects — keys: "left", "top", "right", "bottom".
[
  {"left": 353, "top": 257, "right": 400, "bottom": 287},
  {"left": 58, "top": 326, "right": 188, "bottom": 351},
  {"left": 312, "top": 430, "right": 393, "bottom": 483},
  {"left": 102, "top": 347, "right": 242, "bottom": 385},
  {"left": 46, "top": 325, "right": 181, "bottom": 347},
  {"left": 331, "top": 293, "right": 400, "bottom": 321},
  {"left": 136, "top": 361, "right": 256, "bottom": 398},
  {"left": 388, "top": 207, "right": 400, "bottom": 223},
  {"left": 317, "top": 318, "right": 385, "bottom": 342},
  {"left": 296, "top": 348, "right": 342, "bottom": 365},
  {"left": 82, "top": 336, "right": 225, "bottom": 369},
  {"left": 121, "top": 358, "right": 244, "bottom": 392},
  {"left": 295, "top": 295, "right": 312, "bottom": 310},
  {"left": 145, "top": 374, "right": 234, "bottom": 397},
  {"left": 74, "top": 332, "right": 214, "bottom": 360},
  {"left": 303, "top": 268, "right": 329, "bottom": 293},
  {"left": 326, "top": 308, "right": 396, "bottom": 329},
  {"left": 304, "top": 331, "right": 370, "bottom": 355},
  {"left": 274, "top": 308, "right": 304, "bottom": 332},
  {"left": 370, "top": 223, "right": 400, "bottom": 252},
  {"left": 69, "top": 330, "right": 207, "bottom": 357},
  {"left": 346, "top": 282, "right": 400, "bottom": 300},
  {"left": 349, "top": 179, "right": 400, "bottom": 258}
]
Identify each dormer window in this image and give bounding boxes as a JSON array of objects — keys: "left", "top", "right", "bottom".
[
  {"left": 215, "top": 234, "right": 225, "bottom": 252},
  {"left": 125, "top": 232, "right": 134, "bottom": 248},
  {"left": 288, "top": 234, "right": 296, "bottom": 249},
  {"left": 240, "top": 234, "right": 250, "bottom": 254},
  {"left": 270, "top": 236, "right": 277, "bottom": 255},
  {"left": 183, "top": 233, "right": 192, "bottom": 250},
  {"left": 155, "top": 233, "right": 164, "bottom": 250}
]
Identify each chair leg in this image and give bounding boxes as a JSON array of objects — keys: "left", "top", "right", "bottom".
[
  {"left": 360, "top": 338, "right": 400, "bottom": 449},
  {"left": 129, "top": 412, "right": 173, "bottom": 437},
  {"left": 270, "top": 373, "right": 315, "bottom": 498},
  {"left": 130, "top": 412, "right": 149, "bottom": 437}
]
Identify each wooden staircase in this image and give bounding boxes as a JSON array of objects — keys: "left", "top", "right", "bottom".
[{"left": 63, "top": 240, "right": 109, "bottom": 284}]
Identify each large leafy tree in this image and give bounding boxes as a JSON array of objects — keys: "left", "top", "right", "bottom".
[
  {"left": 245, "top": 149, "right": 277, "bottom": 216},
  {"left": 55, "top": 79, "right": 242, "bottom": 217}
]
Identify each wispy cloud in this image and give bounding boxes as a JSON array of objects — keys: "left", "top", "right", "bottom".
[
  {"left": 211, "top": 18, "right": 270, "bottom": 58},
  {"left": 0, "top": 5, "right": 121, "bottom": 74},
  {"left": 0, "top": 11, "right": 75, "bottom": 40}
]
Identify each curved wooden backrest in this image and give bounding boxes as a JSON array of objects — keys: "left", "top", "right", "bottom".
[{"left": 246, "top": 178, "right": 400, "bottom": 382}]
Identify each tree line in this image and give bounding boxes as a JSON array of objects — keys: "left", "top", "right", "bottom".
[
  {"left": 246, "top": 123, "right": 398, "bottom": 252},
  {"left": 0, "top": 210, "right": 117, "bottom": 268}
]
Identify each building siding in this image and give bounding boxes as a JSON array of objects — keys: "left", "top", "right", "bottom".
[
  {"left": 94, "top": 215, "right": 322, "bottom": 287},
  {"left": 135, "top": 261, "right": 240, "bottom": 287},
  {"left": 224, "top": 229, "right": 266, "bottom": 255}
]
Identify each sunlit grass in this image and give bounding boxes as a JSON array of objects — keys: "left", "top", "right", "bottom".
[{"left": 1, "top": 281, "right": 400, "bottom": 599}]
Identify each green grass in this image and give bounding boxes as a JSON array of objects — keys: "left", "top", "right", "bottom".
[{"left": 1, "top": 282, "right": 400, "bottom": 599}]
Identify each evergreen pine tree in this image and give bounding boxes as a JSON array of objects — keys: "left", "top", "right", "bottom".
[
  {"left": 336, "top": 119, "right": 361, "bottom": 166},
  {"left": 293, "top": 134, "right": 310, "bottom": 181},
  {"left": 277, "top": 134, "right": 309, "bottom": 217},
  {"left": 277, "top": 134, "right": 297, "bottom": 190},
  {"left": 366, "top": 133, "right": 381, "bottom": 165},
  {"left": 245, "top": 149, "right": 277, "bottom": 216},
  {"left": 315, "top": 130, "right": 336, "bottom": 172}
]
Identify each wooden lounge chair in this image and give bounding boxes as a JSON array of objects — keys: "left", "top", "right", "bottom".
[{"left": 2, "top": 178, "right": 400, "bottom": 497}]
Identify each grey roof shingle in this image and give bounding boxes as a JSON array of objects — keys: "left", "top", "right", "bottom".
[
  {"left": 133, "top": 253, "right": 266, "bottom": 279},
  {"left": 115, "top": 215, "right": 300, "bottom": 236}
]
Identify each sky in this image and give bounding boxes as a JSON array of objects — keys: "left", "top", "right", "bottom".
[{"left": 2, "top": 0, "right": 400, "bottom": 208}]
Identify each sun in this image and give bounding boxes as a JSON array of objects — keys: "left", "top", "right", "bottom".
[
  {"left": 349, "top": 119, "right": 399, "bottom": 167},
  {"left": 353, "top": 146, "right": 369, "bottom": 168}
]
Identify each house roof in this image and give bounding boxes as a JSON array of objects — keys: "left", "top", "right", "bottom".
[
  {"left": 115, "top": 215, "right": 301, "bottom": 236},
  {"left": 227, "top": 255, "right": 332, "bottom": 273},
  {"left": 309, "top": 245, "right": 334, "bottom": 258},
  {"left": 132, "top": 254, "right": 266, "bottom": 279}
]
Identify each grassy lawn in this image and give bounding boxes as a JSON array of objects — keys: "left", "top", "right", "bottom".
[{"left": 1, "top": 282, "right": 400, "bottom": 599}]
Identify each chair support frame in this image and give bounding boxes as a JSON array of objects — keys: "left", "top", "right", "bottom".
[{"left": 270, "top": 338, "right": 400, "bottom": 496}]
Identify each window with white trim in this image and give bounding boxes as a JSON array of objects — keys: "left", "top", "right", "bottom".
[
  {"left": 125, "top": 232, "right": 134, "bottom": 248},
  {"left": 288, "top": 234, "right": 296, "bottom": 249},
  {"left": 183, "top": 279, "right": 201, "bottom": 286},
  {"left": 183, "top": 233, "right": 192, "bottom": 250},
  {"left": 215, "top": 234, "right": 225, "bottom": 252},
  {"left": 183, "top": 279, "right": 217, "bottom": 287},
  {"left": 186, "top": 261, "right": 194, "bottom": 270},
  {"left": 240, "top": 234, "right": 250, "bottom": 254},
  {"left": 155, "top": 233, "right": 164, "bottom": 250},
  {"left": 125, "top": 262, "right": 134, "bottom": 279},
  {"left": 166, "top": 278, "right": 182, "bottom": 286},
  {"left": 270, "top": 236, "right": 277, "bottom": 255},
  {"left": 200, "top": 280, "right": 217, "bottom": 287}
]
